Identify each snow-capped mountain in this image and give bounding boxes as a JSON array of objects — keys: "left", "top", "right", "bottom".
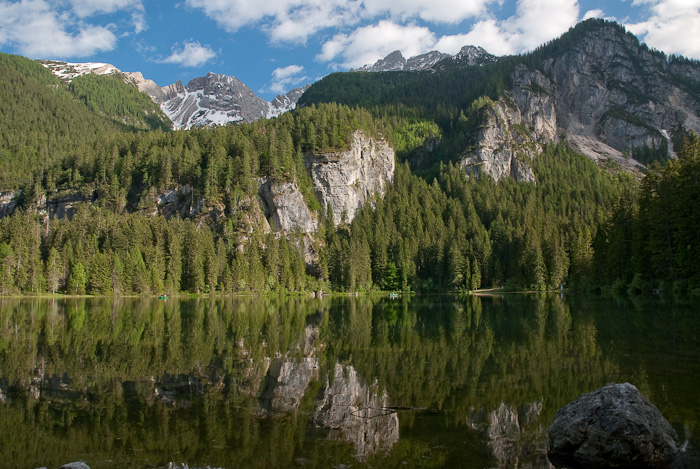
[
  {"left": 353, "top": 46, "right": 497, "bottom": 73},
  {"left": 160, "top": 73, "right": 310, "bottom": 129},
  {"left": 445, "top": 45, "right": 498, "bottom": 68},
  {"left": 40, "top": 60, "right": 120, "bottom": 81},
  {"left": 41, "top": 61, "right": 310, "bottom": 130},
  {"left": 269, "top": 84, "right": 311, "bottom": 118},
  {"left": 161, "top": 73, "right": 268, "bottom": 129}
]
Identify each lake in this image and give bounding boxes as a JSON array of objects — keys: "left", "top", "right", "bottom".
[{"left": 0, "top": 294, "right": 698, "bottom": 468}]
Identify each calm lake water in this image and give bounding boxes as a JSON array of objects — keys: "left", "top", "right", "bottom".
[{"left": 0, "top": 294, "right": 698, "bottom": 468}]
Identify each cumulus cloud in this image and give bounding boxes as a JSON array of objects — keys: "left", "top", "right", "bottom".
[
  {"left": 267, "top": 64, "right": 308, "bottom": 94},
  {"left": 317, "top": 0, "right": 581, "bottom": 68},
  {"left": 582, "top": 9, "right": 605, "bottom": 21},
  {"left": 626, "top": 0, "right": 700, "bottom": 58},
  {"left": 0, "top": 0, "right": 118, "bottom": 58},
  {"left": 162, "top": 41, "right": 216, "bottom": 67},
  {"left": 68, "top": 0, "right": 143, "bottom": 17},
  {"left": 318, "top": 21, "right": 438, "bottom": 68},
  {"left": 186, "top": 0, "right": 497, "bottom": 43}
]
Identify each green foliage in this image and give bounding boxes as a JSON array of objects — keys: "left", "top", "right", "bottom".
[
  {"left": 324, "top": 145, "right": 621, "bottom": 292},
  {"left": 69, "top": 73, "right": 171, "bottom": 131},
  {"left": 594, "top": 133, "right": 700, "bottom": 293}
]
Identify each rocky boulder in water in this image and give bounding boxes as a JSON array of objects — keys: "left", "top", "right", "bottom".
[{"left": 547, "top": 382, "right": 680, "bottom": 468}]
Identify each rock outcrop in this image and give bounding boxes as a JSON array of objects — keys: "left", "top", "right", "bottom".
[
  {"left": 460, "top": 97, "right": 541, "bottom": 183},
  {"left": 314, "top": 363, "right": 399, "bottom": 458},
  {"left": 159, "top": 74, "right": 308, "bottom": 129},
  {"left": 520, "top": 20, "right": 700, "bottom": 170},
  {"left": 268, "top": 85, "right": 311, "bottom": 118},
  {"left": 0, "top": 191, "right": 18, "bottom": 218},
  {"left": 306, "top": 130, "right": 395, "bottom": 226},
  {"left": 258, "top": 179, "right": 318, "bottom": 234},
  {"left": 547, "top": 382, "right": 680, "bottom": 468}
]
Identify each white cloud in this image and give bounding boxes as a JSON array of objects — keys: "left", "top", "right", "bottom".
[
  {"left": 185, "top": 0, "right": 498, "bottom": 44},
  {"left": 317, "top": 0, "right": 581, "bottom": 68},
  {"left": 499, "top": 0, "right": 580, "bottom": 53},
  {"left": 360, "top": 0, "right": 492, "bottom": 24},
  {"left": 131, "top": 10, "right": 147, "bottom": 34},
  {"left": 162, "top": 41, "right": 216, "bottom": 67},
  {"left": 582, "top": 9, "right": 605, "bottom": 21},
  {"left": 0, "top": 0, "right": 117, "bottom": 58},
  {"left": 267, "top": 64, "right": 308, "bottom": 94},
  {"left": 317, "top": 21, "right": 438, "bottom": 68},
  {"left": 68, "top": 0, "right": 143, "bottom": 17},
  {"left": 626, "top": 0, "right": 700, "bottom": 58},
  {"left": 434, "top": 19, "right": 516, "bottom": 56}
]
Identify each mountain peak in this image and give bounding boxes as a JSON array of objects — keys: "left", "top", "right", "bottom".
[
  {"left": 353, "top": 46, "right": 494, "bottom": 73},
  {"left": 355, "top": 50, "right": 406, "bottom": 72}
]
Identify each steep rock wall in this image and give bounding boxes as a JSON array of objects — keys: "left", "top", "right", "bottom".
[{"left": 305, "top": 130, "right": 395, "bottom": 226}]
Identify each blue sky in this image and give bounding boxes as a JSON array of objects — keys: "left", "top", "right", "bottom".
[{"left": 1, "top": 0, "right": 700, "bottom": 101}]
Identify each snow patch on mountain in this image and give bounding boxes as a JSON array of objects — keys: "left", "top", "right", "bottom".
[
  {"left": 41, "top": 60, "right": 120, "bottom": 81},
  {"left": 353, "top": 46, "right": 496, "bottom": 73},
  {"left": 40, "top": 59, "right": 310, "bottom": 130}
]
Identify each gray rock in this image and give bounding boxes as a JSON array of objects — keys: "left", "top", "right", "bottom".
[
  {"left": 459, "top": 97, "right": 540, "bottom": 183},
  {"left": 258, "top": 179, "right": 318, "bottom": 234},
  {"left": 306, "top": 130, "right": 395, "bottom": 226},
  {"left": 547, "top": 382, "right": 680, "bottom": 468},
  {"left": 354, "top": 46, "right": 494, "bottom": 73},
  {"left": 59, "top": 462, "right": 90, "bottom": 469},
  {"left": 162, "top": 72, "right": 270, "bottom": 129},
  {"left": 0, "top": 191, "right": 18, "bottom": 218}
]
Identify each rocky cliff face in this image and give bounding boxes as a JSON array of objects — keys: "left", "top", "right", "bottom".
[
  {"left": 306, "top": 130, "right": 395, "bottom": 226},
  {"left": 123, "top": 71, "right": 181, "bottom": 104},
  {"left": 161, "top": 73, "right": 269, "bottom": 129},
  {"left": 521, "top": 21, "right": 700, "bottom": 170},
  {"left": 463, "top": 21, "right": 700, "bottom": 181},
  {"left": 258, "top": 179, "right": 318, "bottom": 234},
  {"left": 460, "top": 66, "right": 559, "bottom": 182},
  {"left": 159, "top": 73, "right": 309, "bottom": 129},
  {"left": 269, "top": 85, "right": 311, "bottom": 118}
]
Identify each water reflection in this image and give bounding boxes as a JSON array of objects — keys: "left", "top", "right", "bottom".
[
  {"left": 467, "top": 402, "right": 552, "bottom": 469},
  {"left": 315, "top": 363, "right": 399, "bottom": 459},
  {"left": 0, "top": 295, "right": 697, "bottom": 468}
]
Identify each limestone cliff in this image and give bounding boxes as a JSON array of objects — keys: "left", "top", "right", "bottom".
[
  {"left": 305, "top": 130, "right": 395, "bottom": 226},
  {"left": 460, "top": 20, "right": 700, "bottom": 181},
  {"left": 258, "top": 179, "right": 318, "bottom": 234},
  {"left": 507, "top": 21, "right": 699, "bottom": 172}
]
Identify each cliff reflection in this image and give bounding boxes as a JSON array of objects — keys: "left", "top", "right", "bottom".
[{"left": 0, "top": 294, "right": 697, "bottom": 468}]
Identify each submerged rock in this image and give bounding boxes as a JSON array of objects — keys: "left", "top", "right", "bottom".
[{"left": 547, "top": 382, "right": 680, "bottom": 468}]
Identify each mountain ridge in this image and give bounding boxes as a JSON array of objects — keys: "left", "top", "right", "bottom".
[
  {"left": 301, "top": 19, "right": 700, "bottom": 179},
  {"left": 352, "top": 45, "right": 496, "bottom": 73},
  {"left": 40, "top": 59, "right": 310, "bottom": 130}
]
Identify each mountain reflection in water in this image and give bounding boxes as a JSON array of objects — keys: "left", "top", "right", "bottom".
[{"left": 0, "top": 294, "right": 698, "bottom": 468}]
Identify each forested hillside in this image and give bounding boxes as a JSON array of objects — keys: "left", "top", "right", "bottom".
[
  {"left": 1, "top": 19, "right": 700, "bottom": 296},
  {"left": 0, "top": 54, "right": 170, "bottom": 190}
]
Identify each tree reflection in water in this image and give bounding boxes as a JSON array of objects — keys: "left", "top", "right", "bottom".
[{"left": 0, "top": 294, "right": 697, "bottom": 468}]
